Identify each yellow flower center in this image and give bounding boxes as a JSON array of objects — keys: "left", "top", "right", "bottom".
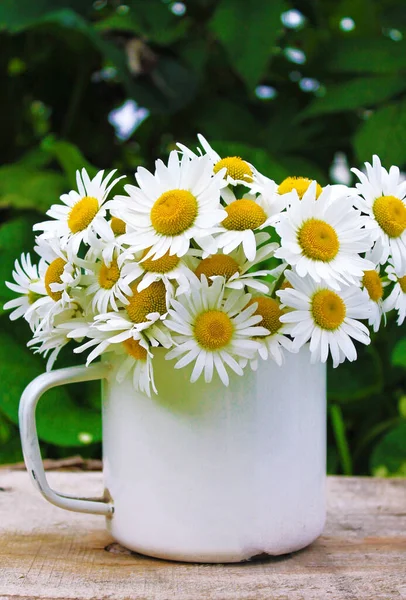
[
  {"left": 280, "top": 279, "right": 293, "bottom": 290},
  {"left": 362, "top": 270, "right": 383, "bottom": 302},
  {"left": 126, "top": 280, "right": 167, "bottom": 323},
  {"left": 398, "top": 275, "right": 406, "bottom": 293},
  {"left": 311, "top": 289, "right": 346, "bottom": 330},
  {"left": 28, "top": 289, "right": 42, "bottom": 305},
  {"left": 248, "top": 296, "right": 283, "bottom": 336},
  {"left": 44, "top": 258, "right": 66, "bottom": 301},
  {"left": 110, "top": 217, "right": 126, "bottom": 236},
  {"left": 122, "top": 338, "right": 147, "bottom": 360},
  {"left": 98, "top": 260, "right": 120, "bottom": 290},
  {"left": 222, "top": 199, "right": 267, "bottom": 231},
  {"left": 373, "top": 195, "right": 406, "bottom": 238},
  {"left": 194, "top": 310, "right": 234, "bottom": 350},
  {"left": 141, "top": 248, "right": 180, "bottom": 273},
  {"left": 213, "top": 156, "right": 252, "bottom": 182},
  {"left": 150, "top": 189, "right": 198, "bottom": 236},
  {"left": 195, "top": 254, "right": 240, "bottom": 282},
  {"left": 68, "top": 196, "right": 99, "bottom": 233},
  {"left": 278, "top": 176, "right": 322, "bottom": 199},
  {"left": 298, "top": 218, "right": 339, "bottom": 262}
]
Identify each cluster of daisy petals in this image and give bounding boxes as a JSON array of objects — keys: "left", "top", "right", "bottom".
[{"left": 5, "top": 136, "right": 406, "bottom": 396}]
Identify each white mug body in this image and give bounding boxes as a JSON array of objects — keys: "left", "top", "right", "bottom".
[{"left": 102, "top": 345, "right": 326, "bottom": 563}]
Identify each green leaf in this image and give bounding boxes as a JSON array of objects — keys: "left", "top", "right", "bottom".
[
  {"left": 0, "top": 332, "right": 101, "bottom": 447},
  {"left": 0, "top": 0, "right": 89, "bottom": 31},
  {"left": 392, "top": 338, "right": 406, "bottom": 369},
  {"left": 0, "top": 165, "right": 66, "bottom": 212},
  {"left": 354, "top": 100, "right": 406, "bottom": 167},
  {"left": 42, "top": 138, "right": 97, "bottom": 188},
  {"left": 370, "top": 422, "right": 406, "bottom": 475},
  {"left": 328, "top": 345, "right": 383, "bottom": 402},
  {"left": 330, "top": 404, "right": 353, "bottom": 475},
  {"left": 327, "top": 38, "right": 406, "bottom": 73},
  {"left": 277, "top": 156, "right": 328, "bottom": 185},
  {"left": 94, "top": 5, "right": 190, "bottom": 45},
  {"left": 210, "top": 0, "right": 285, "bottom": 88},
  {"left": 301, "top": 76, "right": 406, "bottom": 118},
  {"left": 0, "top": 218, "right": 37, "bottom": 306}
]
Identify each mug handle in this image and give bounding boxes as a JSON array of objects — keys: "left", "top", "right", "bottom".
[{"left": 19, "top": 363, "right": 113, "bottom": 516}]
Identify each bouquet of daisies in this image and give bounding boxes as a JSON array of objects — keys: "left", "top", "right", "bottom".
[{"left": 4, "top": 135, "right": 406, "bottom": 396}]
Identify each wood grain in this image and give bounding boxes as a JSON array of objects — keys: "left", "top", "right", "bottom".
[{"left": 0, "top": 470, "right": 405, "bottom": 600}]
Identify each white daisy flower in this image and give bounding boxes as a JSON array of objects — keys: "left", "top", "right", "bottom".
[
  {"left": 28, "top": 307, "right": 84, "bottom": 370},
  {"left": 117, "top": 247, "right": 198, "bottom": 297},
  {"left": 4, "top": 253, "right": 47, "bottom": 330},
  {"left": 274, "top": 181, "right": 374, "bottom": 290},
  {"left": 177, "top": 133, "right": 254, "bottom": 191},
  {"left": 82, "top": 249, "right": 139, "bottom": 314},
  {"left": 92, "top": 278, "right": 173, "bottom": 346},
  {"left": 244, "top": 295, "right": 295, "bottom": 369},
  {"left": 361, "top": 262, "right": 388, "bottom": 332},
  {"left": 34, "top": 169, "right": 124, "bottom": 255},
  {"left": 89, "top": 215, "right": 127, "bottom": 267},
  {"left": 277, "top": 175, "right": 323, "bottom": 200},
  {"left": 214, "top": 185, "right": 286, "bottom": 262},
  {"left": 28, "top": 237, "right": 83, "bottom": 332},
  {"left": 351, "top": 155, "right": 406, "bottom": 272},
  {"left": 164, "top": 276, "right": 269, "bottom": 386},
  {"left": 110, "top": 151, "right": 227, "bottom": 260},
  {"left": 384, "top": 263, "right": 406, "bottom": 325},
  {"left": 72, "top": 323, "right": 157, "bottom": 397},
  {"left": 35, "top": 236, "right": 81, "bottom": 302},
  {"left": 194, "top": 239, "right": 278, "bottom": 293},
  {"left": 277, "top": 271, "right": 372, "bottom": 368}
]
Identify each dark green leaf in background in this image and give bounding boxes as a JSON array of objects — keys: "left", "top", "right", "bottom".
[
  {"left": 210, "top": 0, "right": 285, "bottom": 88},
  {"left": 0, "top": 332, "right": 101, "bottom": 447},
  {"left": 392, "top": 338, "right": 406, "bottom": 369},
  {"left": 354, "top": 100, "right": 406, "bottom": 166},
  {"left": 370, "top": 422, "right": 406, "bottom": 475},
  {"left": 301, "top": 76, "right": 406, "bottom": 118},
  {"left": 0, "top": 218, "right": 38, "bottom": 307},
  {"left": 328, "top": 345, "right": 383, "bottom": 402},
  {"left": 327, "top": 38, "right": 406, "bottom": 73}
]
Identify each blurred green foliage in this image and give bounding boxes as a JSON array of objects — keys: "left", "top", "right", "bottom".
[{"left": 0, "top": 0, "right": 405, "bottom": 474}]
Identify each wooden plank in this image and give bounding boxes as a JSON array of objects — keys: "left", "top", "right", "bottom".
[{"left": 0, "top": 470, "right": 405, "bottom": 600}]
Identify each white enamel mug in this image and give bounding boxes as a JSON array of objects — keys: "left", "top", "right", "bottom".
[{"left": 19, "top": 345, "right": 326, "bottom": 563}]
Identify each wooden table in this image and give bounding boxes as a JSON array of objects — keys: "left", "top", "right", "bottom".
[{"left": 0, "top": 469, "right": 405, "bottom": 599}]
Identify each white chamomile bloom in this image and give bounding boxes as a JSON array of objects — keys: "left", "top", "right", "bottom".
[
  {"left": 72, "top": 324, "right": 156, "bottom": 397},
  {"left": 35, "top": 236, "right": 81, "bottom": 302},
  {"left": 277, "top": 175, "right": 323, "bottom": 200},
  {"left": 277, "top": 271, "right": 371, "bottom": 368},
  {"left": 351, "top": 155, "right": 406, "bottom": 272},
  {"left": 111, "top": 151, "right": 227, "bottom": 260},
  {"left": 34, "top": 169, "right": 124, "bottom": 255},
  {"left": 361, "top": 262, "right": 388, "bottom": 332},
  {"left": 384, "top": 263, "right": 406, "bottom": 325},
  {"left": 4, "top": 253, "right": 47, "bottom": 330},
  {"left": 244, "top": 295, "right": 295, "bottom": 369},
  {"left": 28, "top": 237, "right": 83, "bottom": 331},
  {"left": 118, "top": 247, "right": 198, "bottom": 297},
  {"left": 89, "top": 215, "right": 127, "bottom": 267},
  {"left": 93, "top": 278, "right": 173, "bottom": 346},
  {"left": 194, "top": 239, "right": 278, "bottom": 293},
  {"left": 164, "top": 276, "right": 269, "bottom": 386},
  {"left": 275, "top": 181, "right": 374, "bottom": 290},
  {"left": 83, "top": 250, "right": 139, "bottom": 314},
  {"left": 177, "top": 133, "right": 254, "bottom": 192},
  {"left": 28, "top": 307, "right": 84, "bottom": 370},
  {"left": 215, "top": 186, "right": 285, "bottom": 262}
]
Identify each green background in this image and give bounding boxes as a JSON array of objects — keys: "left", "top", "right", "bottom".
[{"left": 0, "top": 0, "right": 405, "bottom": 475}]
